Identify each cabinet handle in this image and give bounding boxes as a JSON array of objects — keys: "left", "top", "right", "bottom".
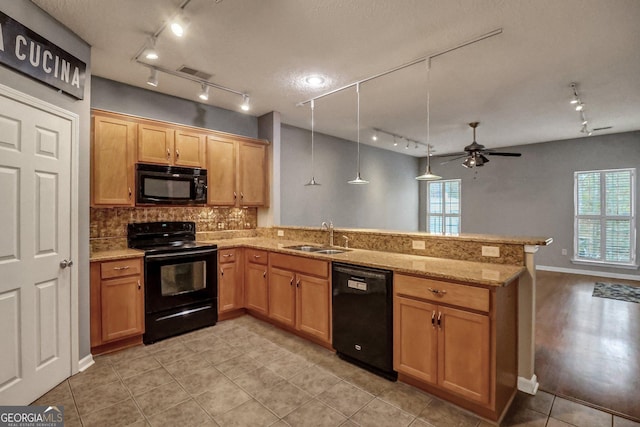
[
  {"left": 428, "top": 287, "right": 447, "bottom": 296},
  {"left": 437, "top": 312, "right": 442, "bottom": 329},
  {"left": 290, "top": 277, "right": 294, "bottom": 286},
  {"left": 240, "top": 192, "right": 244, "bottom": 199},
  {"left": 175, "top": 149, "right": 180, "bottom": 159},
  {"left": 222, "top": 254, "right": 233, "bottom": 258},
  {"left": 137, "top": 280, "right": 141, "bottom": 290},
  {"left": 233, "top": 191, "right": 237, "bottom": 200},
  {"left": 113, "top": 266, "right": 130, "bottom": 271},
  {"left": 296, "top": 279, "right": 300, "bottom": 288},
  {"left": 253, "top": 255, "right": 261, "bottom": 259},
  {"left": 263, "top": 271, "right": 266, "bottom": 278},
  {"left": 128, "top": 187, "right": 132, "bottom": 199},
  {"left": 166, "top": 148, "right": 171, "bottom": 160},
  {"left": 431, "top": 310, "right": 436, "bottom": 328},
  {"left": 220, "top": 269, "right": 224, "bottom": 276}
]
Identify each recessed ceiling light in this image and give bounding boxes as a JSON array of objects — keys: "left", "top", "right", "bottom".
[{"left": 304, "top": 75, "right": 325, "bottom": 87}]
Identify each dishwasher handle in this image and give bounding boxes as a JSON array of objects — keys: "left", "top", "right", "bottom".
[{"left": 333, "top": 264, "right": 391, "bottom": 281}]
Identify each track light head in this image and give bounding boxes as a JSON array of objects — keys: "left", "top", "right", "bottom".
[
  {"left": 170, "top": 12, "right": 190, "bottom": 37},
  {"left": 575, "top": 103, "right": 584, "bottom": 111},
  {"left": 198, "top": 83, "right": 209, "bottom": 101},
  {"left": 144, "top": 36, "right": 158, "bottom": 60},
  {"left": 146, "top": 68, "right": 158, "bottom": 87},
  {"left": 241, "top": 95, "right": 250, "bottom": 111}
]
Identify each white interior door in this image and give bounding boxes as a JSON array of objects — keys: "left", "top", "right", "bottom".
[{"left": 0, "top": 87, "right": 73, "bottom": 405}]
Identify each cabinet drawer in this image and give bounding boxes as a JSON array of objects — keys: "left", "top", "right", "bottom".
[
  {"left": 246, "top": 249, "right": 268, "bottom": 265},
  {"left": 219, "top": 248, "right": 237, "bottom": 263},
  {"left": 394, "top": 274, "right": 489, "bottom": 312},
  {"left": 100, "top": 258, "right": 142, "bottom": 279},
  {"left": 270, "top": 253, "right": 329, "bottom": 278}
]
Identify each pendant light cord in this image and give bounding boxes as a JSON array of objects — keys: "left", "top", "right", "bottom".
[
  {"left": 426, "top": 59, "right": 432, "bottom": 168},
  {"left": 311, "top": 99, "right": 315, "bottom": 175},
  {"left": 356, "top": 82, "right": 361, "bottom": 174}
]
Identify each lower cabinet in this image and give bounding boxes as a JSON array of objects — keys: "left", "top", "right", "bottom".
[
  {"left": 218, "top": 248, "right": 243, "bottom": 318},
  {"left": 90, "top": 257, "right": 145, "bottom": 354},
  {"left": 244, "top": 249, "right": 269, "bottom": 315},
  {"left": 393, "top": 273, "right": 517, "bottom": 421},
  {"left": 268, "top": 253, "right": 331, "bottom": 344}
]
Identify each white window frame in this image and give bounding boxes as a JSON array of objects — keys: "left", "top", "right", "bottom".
[
  {"left": 573, "top": 168, "right": 637, "bottom": 268},
  {"left": 426, "top": 179, "right": 461, "bottom": 235}
]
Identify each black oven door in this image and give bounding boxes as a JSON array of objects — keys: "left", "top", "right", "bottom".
[{"left": 145, "top": 248, "right": 217, "bottom": 314}]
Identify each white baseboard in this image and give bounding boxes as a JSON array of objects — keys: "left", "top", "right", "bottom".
[
  {"left": 518, "top": 374, "right": 539, "bottom": 395},
  {"left": 78, "top": 354, "right": 95, "bottom": 372},
  {"left": 537, "top": 265, "right": 640, "bottom": 281}
]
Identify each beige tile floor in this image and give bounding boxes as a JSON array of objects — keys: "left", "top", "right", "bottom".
[{"left": 33, "top": 316, "right": 640, "bottom": 427}]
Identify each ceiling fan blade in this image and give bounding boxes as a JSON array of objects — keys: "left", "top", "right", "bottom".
[
  {"left": 486, "top": 152, "right": 521, "bottom": 157},
  {"left": 439, "top": 155, "right": 467, "bottom": 165},
  {"left": 437, "top": 152, "right": 467, "bottom": 158},
  {"left": 593, "top": 126, "right": 612, "bottom": 131}
]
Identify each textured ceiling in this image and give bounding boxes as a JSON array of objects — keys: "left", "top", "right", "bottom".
[{"left": 32, "top": 0, "right": 640, "bottom": 157}]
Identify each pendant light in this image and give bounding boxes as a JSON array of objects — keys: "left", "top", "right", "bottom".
[
  {"left": 416, "top": 59, "right": 442, "bottom": 181},
  {"left": 305, "top": 99, "right": 321, "bottom": 186},
  {"left": 348, "top": 83, "right": 369, "bottom": 184}
]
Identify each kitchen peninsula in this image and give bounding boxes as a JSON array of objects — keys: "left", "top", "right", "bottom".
[{"left": 90, "top": 224, "right": 551, "bottom": 422}]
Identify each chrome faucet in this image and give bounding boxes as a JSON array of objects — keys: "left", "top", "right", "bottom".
[{"left": 321, "top": 221, "right": 334, "bottom": 246}]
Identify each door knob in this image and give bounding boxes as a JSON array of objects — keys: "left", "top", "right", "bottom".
[{"left": 60, "top": 259, "right": 73, "bottom": 269}]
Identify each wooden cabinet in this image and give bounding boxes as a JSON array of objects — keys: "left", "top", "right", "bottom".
[
  {"left": 91, "top": 111, "right": 136, "bottom": 206},
  {"left": 90, "top": 257, "right": 145, "bottom": 354},
  {"left": 206, "top": 134, "right": 268, "bottom": 207},
  {"left": 244, "top": 249, "right": 269, "bottom": 315},
  {"left": 394, "top": 273, "right": 517, "bottom": 421},
  {"left": 218, "top": 248, "right": 243, "bottom": 318},
  {"left": 268, "top": 253, "right": 331, "bottom": 344},
  {"left": 138, "top": 121, "right": 205, "bottom": 168}
]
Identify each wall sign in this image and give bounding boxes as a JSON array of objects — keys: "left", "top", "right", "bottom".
[{"left": 0, "top": 10, "right": 86, "bottom": 99}]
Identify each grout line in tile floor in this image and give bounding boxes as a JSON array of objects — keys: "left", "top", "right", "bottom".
[{"left": 33, "top": 315, "right": 640, "bottom": 427}]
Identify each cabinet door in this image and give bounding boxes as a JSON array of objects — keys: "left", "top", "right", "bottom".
[
  {"left": 238, "top": 141, "right": 267, "bottom": 206},
  {"left": 393, "top": 296, "right": 438, "bottom": 384},
  {"left": 219, "top": 261, "right": 239, "bottom": 313},
  {"left": 101, "top": 275, "right": 144, "bottom": 342},
  {"left": 206, "top": 137, "right": 237, "bottom": 206},
  {"left": 92, "top": 113, "right": 136, "bottom": 206},
  {"left": 138, "top": 122, "right": 175, "bottom": 165},
  {"left": 296, "top": 273, "right": 330, "bottom": 343},
  {"left": 438, "top": 306, "right": 490, "bottom": 404},
  {"left": 245, "top": 262, "right": 268, "bottom": 315},
  {"left": 268, "top": 267, "right": 296, "bottom": 327},
  {"left": 175, "top": 129, "right": 205, "bottom": 167}
]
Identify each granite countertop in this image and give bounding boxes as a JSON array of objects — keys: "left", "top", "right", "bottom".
[
  {"left": 210, "top": 238, "right": 525, "bottom": 287},
  {"left": 90, "top": 248, "right": 145, "bottom": 262}
]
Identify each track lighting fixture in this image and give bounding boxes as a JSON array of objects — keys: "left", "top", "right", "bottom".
[
  {"left": 146, "top": 68, "right": 158, "bottom": 87},
  {"left": 170, "top": 12, "right": 190, "bottom": 37},
  {"left": 372, "top": 132, "right": 378, "bottom": 141},
  {"left": 393, "top": 136, "right": 398, "bottom": 146},
  {"left": 570, "top": 82, "right": 601, "bottom": 136},
  {"left": 198, "top": 83, "right": 209, "bottom": 101},
  {"left": 144, "top": 36, "right": 158, "bottom": 60},
  {"left": 405, "top": 141, "right": 410, "bottom": 149},
  {"left": 241, "top": 95, "right": 250, "bottom": 111}
]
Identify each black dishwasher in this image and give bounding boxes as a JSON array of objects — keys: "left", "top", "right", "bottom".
[{"left": 332, "top": 262, "right": 396, "bottom": 380}]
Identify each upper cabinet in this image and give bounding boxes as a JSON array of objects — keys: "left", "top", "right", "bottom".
[
  {"left": 138, "top": 121, "right": 205, "bottom": 168},
  {"left": 91, "top": 111, "right": 136, "bottom": 206},
  {"left": 206, "top": 134, "right": 268, "bottom": 207}
]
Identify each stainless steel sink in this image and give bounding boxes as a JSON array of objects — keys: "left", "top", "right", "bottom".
[{"left": 284, "top": 245, "right": 349, "bottom": 255}]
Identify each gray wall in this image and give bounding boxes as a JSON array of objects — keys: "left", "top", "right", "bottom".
[
  {"left": 0, "top": 2, "right": 92, "bottom": 358},
  {"left": 281, "top": 125, "right": 420, "bottom": 230},
  {"left": 92, "top": 76, "right": 258, "bottom": 138},
  {"left": 419, "top": 131, "right": 640, "bottom": 277}
]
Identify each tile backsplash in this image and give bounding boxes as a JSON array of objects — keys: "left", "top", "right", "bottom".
[{"left": 90, "top": 206, "right": 257, "bottom": 251}]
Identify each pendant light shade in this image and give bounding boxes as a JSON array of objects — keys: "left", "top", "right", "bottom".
[
  {"left": 305, "top": 99, "right": 321, "bottom": 186},
  {"left": 416, "top": 59, "right": 441, "bottom": 181},
  {"left": 348, "top": 83, "right": 369, "bottom": 185}
]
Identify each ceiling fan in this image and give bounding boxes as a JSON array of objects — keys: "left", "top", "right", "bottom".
[{"left": 441, "top": 122, "right": 522, "bottom": 168}]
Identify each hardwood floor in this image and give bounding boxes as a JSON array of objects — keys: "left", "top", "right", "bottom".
[{"left": 535, "top": 270, "right": 640, "bottom": 422}]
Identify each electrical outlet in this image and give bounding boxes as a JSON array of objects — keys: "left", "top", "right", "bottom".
[
  {"left": 412, "top": 240, "right": 426, "bottom": 250},
  {"left": 277, "top": 230, "right": 285, "bottom": 237},
  {"left": 482, "top": 246, "right": 500, "bottom": 257},
  {"left": 561, "top": 248, "right": 567, "bottom": 256},
  {"left": 217, "top": 222, "right": 224, "bottom": 229}
]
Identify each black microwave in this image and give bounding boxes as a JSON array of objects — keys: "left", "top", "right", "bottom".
[{"left": 136, "top": 163, "right": 207, "bottom": 205}]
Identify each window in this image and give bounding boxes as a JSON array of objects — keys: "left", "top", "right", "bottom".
[
  {"left": 427, "top": 179, "right": 461, "bottom": 234},
  {"left": 574, "top": 168, "right": 636, "bottom": 266}
]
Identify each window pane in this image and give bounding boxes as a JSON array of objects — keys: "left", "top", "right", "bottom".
[
  {"left": 445, "top": 216, "right": 459, "bottom": 235},
  {"left": 429, "top": 182, "right": 443, "bottom": 214},
  {"left": 428, "top": 215, "right": 442, "bottom": 233},
  {"left": 605, "top": 171, "right": 631, "bottom": 216},
  {"left": 577, "top": 219, "right": 601, "bottom": 260},
  {"left": 577, "top": 172, "right": 601, "bottom": 215},
  {"left": 605, "top": 219, "right": 631, "bottom": 262},
  {"left": 444, "top": 181, "right": 460, "bottom": 214}
]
